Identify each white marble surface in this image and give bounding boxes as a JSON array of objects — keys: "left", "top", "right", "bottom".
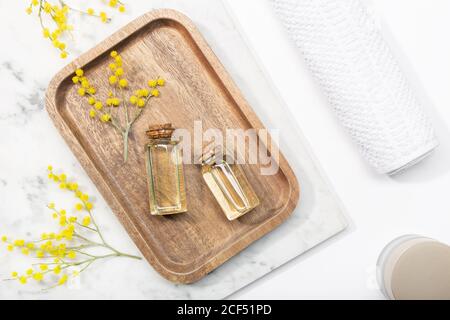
[{"left": 0, "top": 0, "right": 347, "bottom": 299}]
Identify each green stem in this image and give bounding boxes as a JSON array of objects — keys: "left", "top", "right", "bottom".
[
  {"left": 123, "top": 127, "right": 130, "bottom": 163},
  {"left": 73, "top": 231, "right": 141, "bottom": 260},
  {"left": 130, "top": 108, "right": 143, "bottom": 126},
  {"left": 78, "top": 259, "right": 95, "bottom": 274},
  {"left": 72, "top": 249, "right": 97, "bottom": 258},
  {"left": 74, "top": 221, "right": 97, "bottom": 233},
  {"left": 73, "top": 233, "right": 105, "bottom": 248},
  {"left": 115, "top": 251, "right": 142, "bottom": 260},
  {"left": 82, "top": 206, "right": 106, "bottom": 245}
]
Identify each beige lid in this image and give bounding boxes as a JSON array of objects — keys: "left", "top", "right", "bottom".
[{"left": 391, "top": 241, "right": 450, "bottom": 300}]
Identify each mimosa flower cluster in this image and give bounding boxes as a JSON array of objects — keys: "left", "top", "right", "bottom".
[
  {"left": 72, "top": 50, "right": 166, "bottom": 162},
  {"left": 1, "top": 166, "right": 141, "bottom": 289},
  {"left": 26, "top": 0, "right": 126, "bottom": 59}
]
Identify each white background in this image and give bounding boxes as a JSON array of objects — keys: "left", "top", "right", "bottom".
[
  {"left": 227, "top": 0, "right": 450, "bottom": 299},
  {"left": 0, "top": 0, "right": 449, "bottom": 300}
]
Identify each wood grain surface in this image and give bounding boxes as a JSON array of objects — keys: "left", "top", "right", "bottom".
[{"left": 46, "top": 9, "right": 300, "bottom": 284}]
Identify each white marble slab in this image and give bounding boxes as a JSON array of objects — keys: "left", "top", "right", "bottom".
[{"left": 0, "top": 0, "right": 347, "bottom": 299}]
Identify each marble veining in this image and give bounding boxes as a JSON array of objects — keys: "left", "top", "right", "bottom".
[{"left": 0, "top": 0, "right": 347, "bottom": 299}]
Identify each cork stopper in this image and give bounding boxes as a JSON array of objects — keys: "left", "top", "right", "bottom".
[{"left": 146, "top": 124, "right": 175, "bottom": 139}]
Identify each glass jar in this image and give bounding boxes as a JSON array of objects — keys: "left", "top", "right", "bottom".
[
  {"left": 145, "top": 124, "right": 187, "bottom": 216},
  {"left": 200, "top": 144, "right": 259, "bottom": 220}
]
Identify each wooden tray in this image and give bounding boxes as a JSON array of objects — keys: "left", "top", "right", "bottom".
[{"left": 46, "top": 9, "right": 300, "bottom": 284}]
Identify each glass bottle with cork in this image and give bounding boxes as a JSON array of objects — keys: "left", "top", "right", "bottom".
[
  {"left": 199, "top": 143, "right": 260, "bottom": 221},
  {"left": 145, "top": 124, "right": 187, "bottom": 216}
]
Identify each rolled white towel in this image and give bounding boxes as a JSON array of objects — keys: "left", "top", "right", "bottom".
[{"left": 269, "top": 0, "right": 438, "bottom": 175}]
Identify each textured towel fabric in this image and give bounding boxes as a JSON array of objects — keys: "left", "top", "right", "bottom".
[{"left": 270, "top": 0, "right": 438, "bottom": 174}]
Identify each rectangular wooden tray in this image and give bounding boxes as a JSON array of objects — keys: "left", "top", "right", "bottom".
[{"left": 46, "top": 9, "right": 300, "bottom": 284}]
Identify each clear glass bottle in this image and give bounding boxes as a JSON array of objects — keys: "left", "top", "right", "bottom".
[
  {"left": 200, "top": 144, "right": 260, "bottom": 221},
  {"left": 145, "top": 124, "right": 187, "bottom": 216}
]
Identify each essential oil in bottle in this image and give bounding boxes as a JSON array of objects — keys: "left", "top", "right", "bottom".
[
  {"left": 145, "top": 124, "right": 187, "bottom": 216},
  {"left": 200, "top": 144, "right": 259, "bottom": 220}
]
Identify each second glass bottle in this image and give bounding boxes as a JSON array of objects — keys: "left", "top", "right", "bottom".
[{"left": 199, "top": 144, "right": 260, "bottom": 220}]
